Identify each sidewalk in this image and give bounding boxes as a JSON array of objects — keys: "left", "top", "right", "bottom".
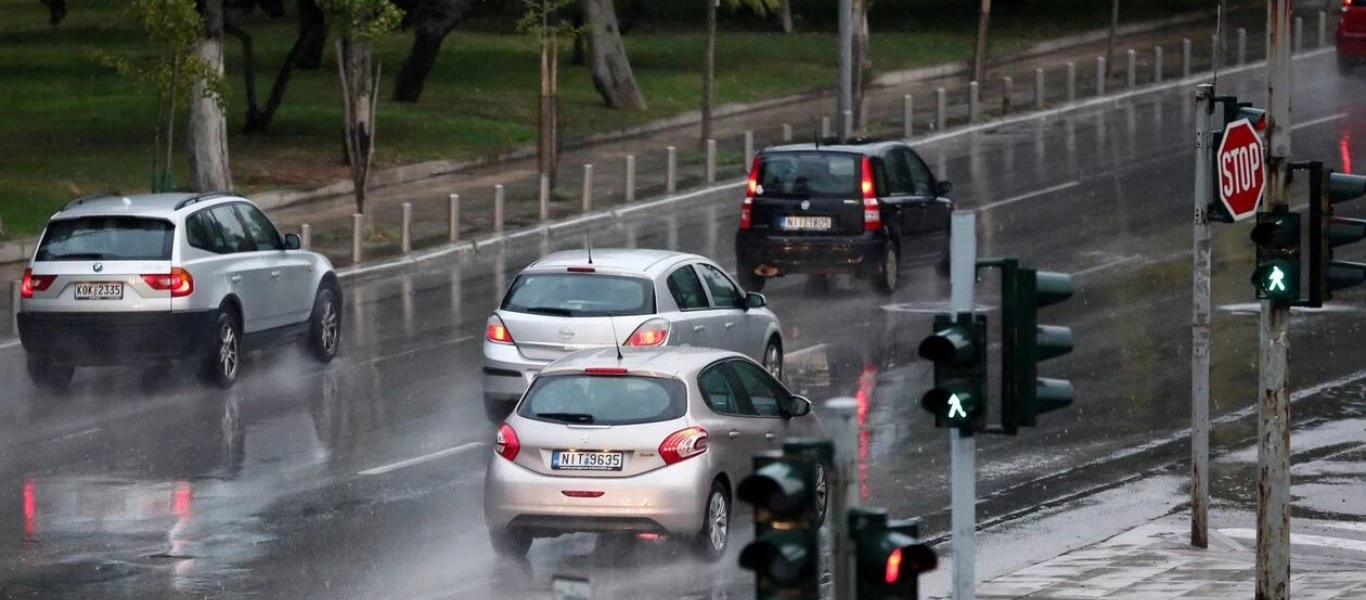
[{"left": 967, "top": 519, "right": 1366, "bottom": 600}]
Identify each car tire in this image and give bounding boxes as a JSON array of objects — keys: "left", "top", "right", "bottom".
[
  {"left": 691, "top": 479, "right": 731, "bottom": 562},
  {"left": 738, "top": 264, "right": 766, "bottom": 293},
  {"left": 485, "top": 398, "right": 512, "bottom": 423},
  {"left": 26, "top": 354, "right": 73, "bottom": 392},
  {"left": 814, "top": 461, "right": 829, "bottom": 527},
  {"left": 762, "top": 338, "right": 784, "bottom": 381},
  {"left": 306, "top": 286, "right": 342, "bottom": 364},
  {"left": 489, "top": 527, "right": 532, "bottom": 558},
  {"left": 871, "top": 244, "right": 899, "bottom": 295},
  {"left": 201, "top": 310, "right": 241, "bottom": 390}
]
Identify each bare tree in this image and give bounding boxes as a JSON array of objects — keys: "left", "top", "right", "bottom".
[
  {"left": 189, "top": 0, "right": 233, "bottom": 191},
  {"left": 229, "top": 0, "right": 329, "bottom": 132},
  {"left": 520, "top": 0, "right": 578, "bottom": 191},
  {"left": 971, "top": 0, "right": 991, "bottom": 83},
  {"left": 582, "top": 0, "right": 645, "bottom": 110},
  {"left": 850, "top": 0, "right": 872, "bottom": 129},
  {"left": 1104, "top": 0, "right": 1120, "bottom": 78},
  {"left": 776, "top": 0, "right": 792, "bottom": 33},
  {"left": 702, "top": 0, "right": 776, "bottom": 147}
]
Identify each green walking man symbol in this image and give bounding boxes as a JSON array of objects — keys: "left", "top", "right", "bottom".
[
  {"left": 1267, "top": 265, "right": 1287, "bottom": 292},
  {"left": 947, "top": 393, "right": 968, "bottom": 419}
]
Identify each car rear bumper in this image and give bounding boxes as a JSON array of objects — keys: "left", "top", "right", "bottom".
[
  {"left": 735, "top": 230, "right": 887, "bottom": 276},
  {"left": 482, "top": 342, "right": 550, "bottom": 404},
  {"left": 17, "top": 310, "right": 217, "bottom": 366},
  {"left": 483, "top": 455, "right": 712, "bottom": 536},
  {"left": 1338, "top": 31, "right": 1366, "bottom": 60}
]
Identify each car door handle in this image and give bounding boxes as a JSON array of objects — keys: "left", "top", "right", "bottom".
[
  {"left": 724, "top": 322, "right": 735, "bottom": 329},
  {"left": 694, "top": 325, "right": 706, "bottom": 332},
  {"left": 765, "top": 432, "right": 776, "bottom": 440},
  {"left": 728, "top": 430, "right": 742, "bottom": 439},
  {"left": 230, "top": 275, "right": 242, "bottom": 283},
  {"left": 270, "top": 270, "right": 281, "bottom": 278}
]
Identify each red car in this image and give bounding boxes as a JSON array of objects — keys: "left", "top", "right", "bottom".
[{"left": 1339, "top": 0, "right": 1366, "bottom": 74}]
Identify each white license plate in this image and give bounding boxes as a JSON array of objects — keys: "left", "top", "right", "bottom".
[
  {"left": 781, "top": 216, "right": 833, "bottom": 231},
  {"left": 74, "top": 282, "right": 124, "bottom": 300},
  {"left": 552, "top": 450, "right": 624, "bottom": 471}
]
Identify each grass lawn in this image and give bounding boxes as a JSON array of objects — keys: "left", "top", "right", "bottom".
[{"left": 0, "top": 0, "right": 1218, "bottom": 237}]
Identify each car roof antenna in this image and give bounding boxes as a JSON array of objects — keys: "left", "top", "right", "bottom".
[
  {"left": 810, "top": 116, "right": 820, "bottom": 149},
  {"left": 607, "top": 312, "right": 623, "bottom": 360},
  {"left": 585, "top": 233, "right": 594, "bottom": 264}
]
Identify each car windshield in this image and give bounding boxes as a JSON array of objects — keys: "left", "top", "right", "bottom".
[
  {"left": 517, "top": 374, "right": 687, "bottom": 425},
  {"left": 501, "top": 273, "right": 655, "bottom": 317},
  {"left": 756, "top": 151, "right": 860, "bottom": 199},
  {"left": 34, "top": 216, "right": 174, "bottom": 261}
]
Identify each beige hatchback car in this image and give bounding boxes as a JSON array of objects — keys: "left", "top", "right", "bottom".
[{"left": 482, "top": 347, "right": 826, "bottom": 562}]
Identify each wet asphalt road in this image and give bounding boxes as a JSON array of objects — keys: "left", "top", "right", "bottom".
[{"left": 4, "top": 50, "right": 1366, "bottom": 600}]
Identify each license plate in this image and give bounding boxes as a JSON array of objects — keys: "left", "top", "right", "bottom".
[
  {"left": 552, "top": 450, "right": 624, "bottom": 471},
  {"left": 781, "top": 216, "right": 833, "bottom": 231},
  {"left": 74, "top": 282, "right": 123, "bottom": 300}
]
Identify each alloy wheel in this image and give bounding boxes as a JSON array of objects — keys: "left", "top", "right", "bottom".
[{"left": 708, "top": 491, "right": 729, "bottom": 552}]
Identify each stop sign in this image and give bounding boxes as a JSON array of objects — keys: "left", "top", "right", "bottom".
[{"left": 1217, "top": 118, "right": 1266, "bottom": 221}]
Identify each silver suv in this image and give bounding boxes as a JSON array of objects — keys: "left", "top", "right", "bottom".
[{"left": 17, "top": 193, "right": 343, "bottom": 391}]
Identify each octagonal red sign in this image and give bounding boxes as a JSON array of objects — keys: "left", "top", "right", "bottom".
[{"left": 1217, "top": 118, "right": 1266, "bottom": 221}]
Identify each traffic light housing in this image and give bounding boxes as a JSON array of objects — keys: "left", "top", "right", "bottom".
[
  {"left": 737, "top": 440, "right": 830, "bottom": 600},
  {"left": 1290, "top": 162, "right": 1366, "bottom": 307},
  {"left": 985, "top": 258, "right": 1076, "bottom": 433},
  {"left": 850, "top": 508, "right": 937, "bottom": 599},
  {"left": 1209, "top": 97, "right": 1268, "bottom": 223},
  {"left": 1250, "top": 207, "right": 1301, "bottom": 304},
  {"left": 917, "top": 313, "right": 987, "bottom": 431}
]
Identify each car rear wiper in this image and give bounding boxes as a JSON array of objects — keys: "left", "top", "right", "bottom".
[
  {"left": 523, "top": 306, "right": 575, "bottom": 316},
  {"left": 48, "top": 252, "right": 105, "bottom": 260},
  {"left": 535, "top": 412, "right": 596, "bottom": 424}
]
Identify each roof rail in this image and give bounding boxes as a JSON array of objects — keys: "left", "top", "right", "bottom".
[
  {"left": 814, "top": 136, "right": 891, "bottom": 146},
  {"left": 61, "top": 192, "right": 123, "bottom": 211},
  {"left": 174, "top": 191, "right": 236, "bottom": 210}
]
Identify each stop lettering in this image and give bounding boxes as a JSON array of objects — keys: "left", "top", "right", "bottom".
[{"left": 1217, "top": 118, "right": 1266, "bottom": 221}]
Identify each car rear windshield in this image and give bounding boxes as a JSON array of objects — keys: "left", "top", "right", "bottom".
[
  {"left": 517, "top": 374, "right": 687, "bottom": 425},
  {"left": 756, "top": 151, "right": 860, "bottom": 199},
  {"left": 501, "top": 273, "right": 655, "bottom": 317},
  {"left": 35, "top": 217, "right": 175, "bottom": 261}
]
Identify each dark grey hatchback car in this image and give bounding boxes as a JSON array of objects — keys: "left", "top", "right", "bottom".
[{"left": 734, "top": 139, "right": 954, "bottom": 294}]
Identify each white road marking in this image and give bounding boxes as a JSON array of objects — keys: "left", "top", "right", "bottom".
[
  {"left": 358, "top": 441, "right": 485, "bottom": 476},
  {"left": 1303, "top": 520, "right": 1366, "bottom": 535},
  {"left": 1217, "top": 302, "right": 1361, "bottom": 314},
  {"left": 1292, "top": 112, "right": 1347, "bottom": 131},
  {"left": 1071, "top": 255, "right": 1143, "bottom": 278},
  {"left": 402, "top": 577, "right": 499, "bottom": 600},
  {"left": 881, "top": 301, "right": 996, "bottom": 314},
  {"left": 787, "top": 343, "right": 828, "bottom": 359},
  {"left": 0, "top": 339, "right": 20, "bottom": 350},
  {"left": 1220, "top": 529, "right": 1366, "bottom": 554},
  {"left": 978, "top": 181, "right": 1081, "bottom": 212}
]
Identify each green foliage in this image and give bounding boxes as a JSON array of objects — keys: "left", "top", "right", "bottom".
[
  {"left": 318, "top": 0, "right": 405, "bottom": 39},
  {"left": 513, "top": 0, "right": 580, "bottom": 38},
  {"left": 92, "top": 0, "right": 226, "bottom": 107}
]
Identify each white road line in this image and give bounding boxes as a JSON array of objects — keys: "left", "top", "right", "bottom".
[
  {"left": 787, "top": 343, "right": 828, "bottom": 359},
  {"left": 403, "top": 577, "right": 499, "bottom": 600},
  {"left": 1071, "top": 255, "right": 1143, "bottom": 278},
  {"left": 1292, "top": 112, "right": 1347, "bottom": 131},
  {"left": 358, "top": 441, "right": 485, "bottom": 476},
  {"left": 0, "top": 339, "right": 20, "bottom": 350},
  {"left": 979, "top": 181, "right": 1081, "bottom": 212},
  {"left": 1302, "top": 520, "right": 1366, "bottom": 536},
  {"left": 1220, "top": 529, "right": 1366, "bottom": 554}
]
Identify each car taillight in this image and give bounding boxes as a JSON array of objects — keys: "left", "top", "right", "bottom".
[
  {"left": 585, "top": 367, "right": 629, "bottom": 375},
  {"left": 495, "top": 423, "right": 520, "bottom": 461},
  {"left": 20, "top": 268, "right": 55, "bottom": 299},
  {"left": 741, "top": 156, "right": 761, "bottom": 231},
  {"left": 1346, "top": 0, "right": 1353, "bottom": 11},
  {"left": 861, "top": 156, "right": 881, "bottom": 232},
  {"left": 486, "top": 314, "right": 514, "bottom": 344},
  {"left": 624, "top": 318, "right": 670, "bottom": 346},
  {"left": 141, "top": 267, "right": 194, "bottom": 298},
  {"left": 659, "top": 426, "right": 708, "bottom": 464}
]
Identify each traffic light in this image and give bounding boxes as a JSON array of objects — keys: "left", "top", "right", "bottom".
[
  {"left": 850, "top": 508, "right": 937, "bottom": 599},
  {"left": 1322, "top": 170, "right": 1366, "bottom": 296},
  {"left": 983, "top": 258, "right": 1076, "bottom": 433},
  {"left": 1250, "top": 206, "right": 1301, "bottom": 303},
  {"left": 737, "top": 442, "right": 826, "bottom": 600},
  {"left": 1209, "top": 97, "right": 1268, "bottom": 223},
  {"left": 917, "top": 312, "right": 987, "bottom": 431}
]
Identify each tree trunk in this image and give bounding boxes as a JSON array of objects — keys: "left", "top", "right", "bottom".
[
  {"left": 337, "top": 38, "right": 377, "bottom": 215},
  {"left": 571, "top": 12, "right": 586, "bottom": 66},
  {"left": 296, "top": 0, "right": 327, "bottom": 70},
  {"left": 851, "top": 0, "right": 871, "bottom": 129},
  {"left": 971, "top": 0, "right": 991, "bottom": 83},
  {"left": 1105, "top": 0, "right": 1120, "bottom": 78},
  {"left": 235, "top": 0, "right": 325, "bottom": 132},
  {"left": 582, "top": 0, "right": 646, "bottom": 110},
  {"left": 538, "top": 1, "right": 560, "bottom": 190},
  {"left": 776, "top": 0, "right": 793, "bottom": 33},
  {"left": 701, "top": 0, "right": 715, "bottom": 148},
  {"left": 189, "top": 0, "right": 233, "bottom": 191},
  {"left": 394, "top": 27, "right": 450, "bottom": 103}
]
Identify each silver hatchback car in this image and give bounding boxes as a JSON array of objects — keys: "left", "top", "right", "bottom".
[
  {"left": 482, "top": 249, "right": 784, "bottom": 421},
  {"left": 482, "top": 347, "right": 826, "bottom": 562},
  {"left": 17, "top": 192, "right": 342, "bottom": 390}
]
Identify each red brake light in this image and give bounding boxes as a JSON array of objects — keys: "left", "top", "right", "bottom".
[
  {"left": 561, "top": 490, "right": 605, "bottom": 498},
  {"left": 567, "top": 266, "right": 596, "bottom": 273},
  {"left": 585, "top": 367, "right": 629, "bottom": 376},
  {"left": 741, "top": 156, "right": 761, "bottom": 231},
  {"left": 625, "top": 319, "right": 670, "bottom": 347},
  {"left": 861, "top": 156, "right": 881, "bottom": 232},
  {"left": 486, "top": 314, "right": 514, "bottom": 344},
  {"left": 495, "top": 423, "right": 520, "bottom": 461},
  {"left": 659, "top": 426, "right": 708, "bottom": 464},
  {"left": 885, "top": 548, "right": 903, "bottom": 583},
  {"left": 141, "top": 267, "right": 194, "bottom": 298},
  {"left": 20, "top": 268, "right": 55, "bottom": 299}
]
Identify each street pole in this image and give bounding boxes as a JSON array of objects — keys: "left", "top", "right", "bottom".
[
  {"left": 950, "top": 210, "right": 977, "bottom": 600},
  {"left": 825, "top": 397, "right": 858, "bottom": 600},
  {"left": 1258, "top": 1, "right": 1292, "bottom": 599},
  {"left": 837, "top": 0, "right": 852, "bottom": 142},
  {"left": 972, "top": 0, "right": 992, "bottom": 84},
  {"left": 1191, "top": 83, "right": 1214, "bottom": 550}
]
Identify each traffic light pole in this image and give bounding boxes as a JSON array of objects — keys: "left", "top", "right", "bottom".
[
  {"left": 1190, "top": 83, "right": 1214, "bottom": 550},
  {"left": 1258, "top": 1, "right": 1292, "bottom": 598},
  {"left": 950, "top": 210, "right": 977, "bottom": 600},
  {"left": 825, "top": 397, "right": 859, "bottom": 600}
]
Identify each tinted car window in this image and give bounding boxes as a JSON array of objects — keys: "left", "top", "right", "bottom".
[
  {"left": 696, "top": 264, "right": 743, "bottom": 308},
  {"left": 885, "top": 151, "right": 915, "bottom": 195},
  {"left": 501, "top": 273, "right": 655, "bottom": 317},
  {"left": 517, "top": 375, "right": 686, "bottom": 425},
  {"left": 234, "top": 204, "right": 283, "bottom": 251},
  {"left": 756, "top": 152, "right": 859, "bottom": 199},
  {"left": 699, "top": 365, "right": 742, "bottom": 415},
  {"left": 185, "top": 210, "right": 229, "bottom": 254},
  {"left": 35, "top": 217, "right": 173, "bottom": 261},
  {"left": 667, "top": 266, "right": 710, "bottom": 310},
  {"left": 210, "top": 206, "right": 256, "bottom": 253},
  {"left": 904, "top": 150, "right": 936, "bottom": 196},
  {"left": 732, "top": 361, "right": 788, "bottom": 417}
]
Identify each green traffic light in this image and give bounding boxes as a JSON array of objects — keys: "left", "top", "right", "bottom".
[
  {"left": 918, "top": 313, "right": 987, "bottom": 431},
  {"left": 920, "top": 389, "right": 979, "bottom": 427}
]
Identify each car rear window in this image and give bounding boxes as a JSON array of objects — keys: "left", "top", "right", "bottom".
[
  {"left": 35, "top": 217, "right": 174, "bottom": 261},
  {"left": 517, "top": 374, "right": 687, "bottom": 425},
  {"left": 756, "top": 152, "right": 860, "bottom": 199},
  {"left": 501, "top": 273, "right": 655, "bottom": 317}
]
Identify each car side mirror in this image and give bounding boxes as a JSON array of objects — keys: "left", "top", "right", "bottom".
[
  {"left": 787, "top": 395, "right": 812, "bottom": 417},
  {"left": 745, "top": 292, "right": 767, "bottom": 309},
  {"left": 284, "top": 233, "right": 302, "bottom": 250},
  {"left": 936, "top": 180, "right": 953, "bottom": 196}
]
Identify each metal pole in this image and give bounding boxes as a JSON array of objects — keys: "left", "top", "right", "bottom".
[
  {"left": 10, "top": 281, "right": 19, "bottom": 336},
  {"left": 1212, "top": 35, "right": 1220, "bottom": 71},
  {"left": 624, "top": 155, "right": 636, "bottom": 203},
  {"left": 581, "top": 165, "right": 593, "bottom": 212},
  {"left": 1191, "top": 84, "right": 1215, "bottom": 550},
  {"left": 1258, "top": 0, "right": 1292, "bottom": 597},
  {"left": 1155, "top": 46, "right": 1165, "bottom": 83},
  {"left": 837, "top": 0, "right": 852, "bottom": 139},
  {"left": 826, "top": 397, "right": 859, "bottom": 600},
  {"left": 400, "top": 202, "right": 412, "bottom": 254},
  {"left": 1127, "top": 49, "right": 1137, "bottom": 88},
  {"left": 1066, "top": 61, "right": 1076, "bottom": 102},
  {"left": 666, "top": 146, "right": 677, "bottom": 194},
  {"left": 822, "top": 116, "right": 832, "bottom": 138},
  {"left": 449, "top": 193, "right": 460, "bottom": 241},
  {"left": 300, "top": 223, "right": 311, "bottom": 250},
  {"left": 1034, "top": 68, "right": 1045, "bottom": 109},
  {"left": 950, "top": 210, "right": 977, "bottom": 600},
  {"left": 1319, "top": 11, "right": 1328, "bottom": 48},
  {"left": 1183, "top": 38, "right": 1192, "bottom": 77},
  {"left": 968, "top": 81, "right": 980, "bottom": 123},
  {"left": 1096, "top": 56, "right": 1106, "bottom": 95},
  {"left": 782, "top": 123, "right": 793, "bottom": 141},
  {"left": 903, "top": 94, "right": 914, "bottom": 139},
  {"left": 705, "top": 140, "right": 716, "bottom": 184},
  {"left": 351, "top": 213, "right": 363, "bottom": 264},
  {"left": 1001, "top": 76, "right": 1013, "bottom": 115},
  {"left": 743, "top": 131, "right": 754, "bottom": 168},
  {"left": 539, "top": 175, "right": 550, "bottom": 222},
  {"left": 936, "top": 87, "right": 947, "bottom": 130},
  {"left": 494, "top": 184, "right": 505, "bottom": 233},
  {"left": 1239, "top": 27, "right": 1248, "bottom": 65},
  {"left": 842, "top": 110, "right": 854, "bottom": 140}
]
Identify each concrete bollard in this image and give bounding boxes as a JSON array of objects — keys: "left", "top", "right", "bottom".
[
  {"left": 1183, "top": 38, "right": 1192, "bottom": 77},
  {"left": 580, "top": 165, "right": 593, "bottom": 212},
  {"left": 1154, "top": 46, "right": 1164, "bottom": 83},
  {"left": 624, "top": 155, "right": 636, "bottom": 203},
  {"left": 842, "top": 110, "right": 853, "bottom": 139},
  {"left": 1295, "top": 16, "right": 1304, "bottom": 52},
  {"left": 1238, "top": 28, "right": 1247, "bottom": 65},
  {"left": 494, "top": 184, "right": 505, "bottom": 233},
  {"left": 968, "top": 81, "right": 979, "bottom": 123},
  {"left": 782, "top": 123, "right": 793, "bottom": 141},
  {"left": 1001, "top": 76, "right": 1013, "bottom": 115},
  {"left": 400, "top": 202, "right": 412, "bottom": 254},
  {"left": 1066, "top": 61, "right": 1076, "bottom": 102},
  {"left": 351, "top": 213, "right": 363, "bottom": 264},
  {"left": 11, "top": 280, "right": 20, "bottom": 335},
  {"left": 449, "top": 193, "right": 460, "bottom": 241},
  {"left": 1096, "top": 57, "right": 1106, "bottom": 95},
  {"left": 935, "top": 87, "right": 947, "bottom": 130},
  {"left": 538, "top": 175, "right": 549, "bottom": 222},
  {"left": 903, "top": 94, "right": 914, "bottom": 139},
  {"left": 821, "top": 116, "right": 831, "bottom": 138},
  {"left": 1034, "top": 68, "right": 1045, "bottom": 109},
  {"left": 705, "top": 140, "right": 716, "bottom": 184},
  {"left": 743, "top": 131, "right": 754, "bottom": 167},
  {"left": 300, "top": 223, "right": 311, "bottom": 250},
  {"left": 666, "top": 146, "right": 677, "bottom": 194},
  {"left": 1126, "top": 49, "right": 1136, "bottom": 88},
  {"left": 1320, "top": 11, "right": 1328, "bottom": 49}
]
